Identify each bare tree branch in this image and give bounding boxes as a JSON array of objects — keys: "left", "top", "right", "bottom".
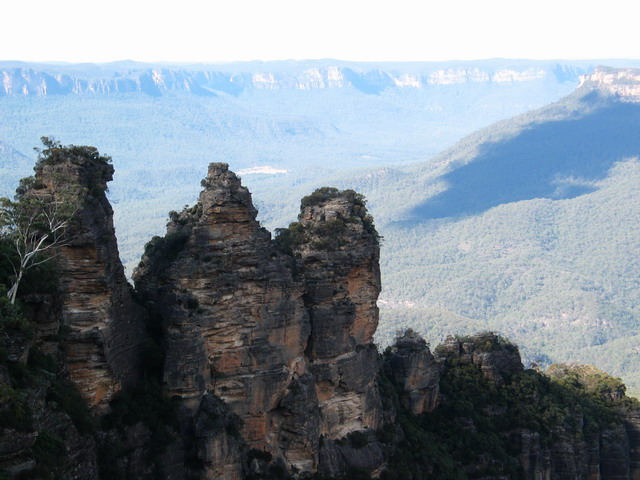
[{"left": 1, "top": 194, "right": 78, "bottom": 304}]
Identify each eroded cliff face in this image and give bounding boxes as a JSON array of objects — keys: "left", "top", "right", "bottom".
[
  {"left": 7, "top": 155, "right": 640, "bottom": 479},
  {"left": 134, "top": 163, "right": 314, "bottom": 477},
  {"left": 0, "top": 63, "right": 581, "bottom": 97},
  {"left": 35, "top": 148, "right": 147, "bottom": 409},
  {"left": 133, "top": 166, "right": 383, "bottom": 476},
  {"left": 429, "top": 332, "right": 640, "bottom": 480},
  {"left": 0, "top": 146, "right": 149, "bottom": 478},
  {"left": 292, "top": 189, "right": 383, "bottom": 439},
  {"left": 579, "top": 66, "right": 640, "bottom": 101}
]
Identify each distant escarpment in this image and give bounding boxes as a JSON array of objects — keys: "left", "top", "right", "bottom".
[
  {"left": 579, "top": 66, "right": 640, "bottom": 101},
  {"left": 2, "top": 149, "right": 640, "bottom": 479},
  {"left": 0, "top": 62, "right": 587, "bottom": 97}
]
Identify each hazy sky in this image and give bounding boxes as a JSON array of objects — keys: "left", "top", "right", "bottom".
[{"left": 3, "top": 0, "right": 640, "bottom": 63}]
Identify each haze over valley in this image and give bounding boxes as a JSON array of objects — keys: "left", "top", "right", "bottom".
[{"left": 2, "top": 59, "right": 640, "bottom": 396}]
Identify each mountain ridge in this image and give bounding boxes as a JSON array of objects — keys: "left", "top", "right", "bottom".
[
  {"left": 0, "top": 60, "right": 605, "bottom": 97},
  {"left": 336, "top": 71, "right": 640, "bottom": 394}
]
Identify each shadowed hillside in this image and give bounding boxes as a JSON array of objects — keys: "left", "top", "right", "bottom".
[
  {"left": 340, "top": 77, "right": 640, "bottom": 395},
  {"left": 408, "top": 92, "right": 640, "bottom": 220}
]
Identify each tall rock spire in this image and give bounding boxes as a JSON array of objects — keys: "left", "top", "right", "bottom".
[
  {"left": 292, "top": 188, "right": 383, "bottom": 438},
  {"left": 134, "top": 163, "right": 320, "bottom": 476},
  {"left": 35, "top": 144, "right": 147, "bottom": 409},
  {"left": 134, "top": 167, "right": 385, "bottom": 476}
]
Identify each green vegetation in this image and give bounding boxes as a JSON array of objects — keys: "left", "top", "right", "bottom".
[
  {"left": 2, "top": 63, "right": 640, "bottom": 475},
  {"left": 2, "top": 183, "right": 179, "bottom": 479},
  {"left": 0, "top": 66, "right": 610, "bottom": 390},
  {"left": 1, "top": 61, "right": 577, "bottom": 275},
  {"left": 300, "top": 187, "right": 342, "bottom": 208},
  {"left": 300, "top": 187, "right": 365, "bottom": 209},
  {"left": 0, "top": 186, "right": 70, "bottom": 303},
  {"left": 450, "top": 332, "right": 519, "bottom": 354},
  {"left": 274, "top": 187, "right": 380, "bottom": 253},
  {"left": 363, "top": 95, "right": 640, "bottom": 396},
  {"left": 377, "top": 339, "right": 637, "bottom": 479},
  {"left": 300, "top": 187, "right": 378, "bottom": 239},
  {"left": 35, "top": 136, "right": 112, "bottom": 169},
  {"left": 0, "top": 287, "right": 33, "bottom": 344},
  {"left": 546, "top": 363, "right": 636, "bottom": 409},
  {"left": 0, "top": 193, "right": 98, "bottom": 478},
  {"left": 0, "top": 337, "right": 97, "bottom": 478},
  {"left": 137, "top": 229, "right": 190, "bottom": 274},
  {"left": 0, "top": 138, "right": 113, "bottom": 304},
  {"left": 274, "top": 222, "right": 305, "bottom": 255}
]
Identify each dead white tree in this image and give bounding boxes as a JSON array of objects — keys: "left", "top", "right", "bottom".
[{"left": 1, "top": 189, "right": 76, "bottom": 304}]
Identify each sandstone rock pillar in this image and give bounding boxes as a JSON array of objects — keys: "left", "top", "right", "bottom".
[{"left": 293, "top": 188, "right": 384, "bottom": 438}]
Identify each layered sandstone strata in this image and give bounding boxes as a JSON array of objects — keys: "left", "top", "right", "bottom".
[
  {"left": 134, "top": 167, "right": 385, "bottom": 475},
  {"left": 293, "top": 188, "right": 383, "bottom": 438},
  {"left": 35, "top": 147, "right": 147, "bottom": 408},
  {"left": 134, "top": 164, "right": 318, "bottom": 475},
  {"left": 579, "top": 66, "right": 640, "bottom": 101}
]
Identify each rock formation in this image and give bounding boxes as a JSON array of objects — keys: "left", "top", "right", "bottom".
[
  {"left": 0, "top": 144, "right": 149, "bottom": 478},
  {"left": 0, "top": 63, "right": 583, "bottom": 98},
  {"left": 427, "top": 332, "right": 640, "bottom": 480},
  {"left": 35, "top": 146, "right": 148, "bottom": 408},
  {"left": 4, "top": 153, "right": 640, "bottom": 479},
  {"left": 579, "top": 66, "right": 640, "bottom": 101},
  {"left": 435, "top": 332, "right": 523, "bottom": 385},
  {"left": 292, "top": 188, "right": 383, "bottom": 439},
  {"left": 384, "top": 329, "right": 440, "bottom": 414},
  {"left": 134, "top": 163, "right": 313, "bottom": 477},
  {"left": 133, "top": 166, "right": 383, "bottom": 476}
]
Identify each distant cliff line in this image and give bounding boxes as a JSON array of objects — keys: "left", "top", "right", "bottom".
[{"left": 0, "top": 59, "right": 602, "bottom": 97}]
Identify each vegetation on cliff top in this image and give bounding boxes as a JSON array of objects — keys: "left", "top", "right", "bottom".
[
  {"left": 3, "top": 140, "right": 639, "bottom": 478},
  {"left": 35, "top": 136, "right": 112, "bottom": 169},
  {"left": 4, "top": 66, "right": 638, "bottom": 399},
  {"left": 375, "top": 334, "right": 639, "bottom": 480},
  {"left": 0, "top": 138, "right": 114, "bottom": 304},
  {"left": 274, "top": 187, "right": 380, "bottom": 254}
]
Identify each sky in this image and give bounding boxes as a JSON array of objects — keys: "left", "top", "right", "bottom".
[{"left": 2, "top": 0, "right": 640, "bottom": 63}]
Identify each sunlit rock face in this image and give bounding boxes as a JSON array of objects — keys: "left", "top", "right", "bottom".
[
  {"left": 579, "top": 66, "right": 640, "bottom": 101},
  {"left": 134, "top": 163, "right": 318, "bottom": 473},
  {"left": 0, "top": 62, "right": 582, "bottom": 98},
  {"left": 11, "top": 155, "right": 640, "bottom": 479},
  {"left": 293, "top": 189, "right": 384, "bottom": 438},
  {"left": 36, "top": 150, "right": 147, "bottom": 409},
  {"left": 133, "top": 166, "right": 385, "bottom": 475}
]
